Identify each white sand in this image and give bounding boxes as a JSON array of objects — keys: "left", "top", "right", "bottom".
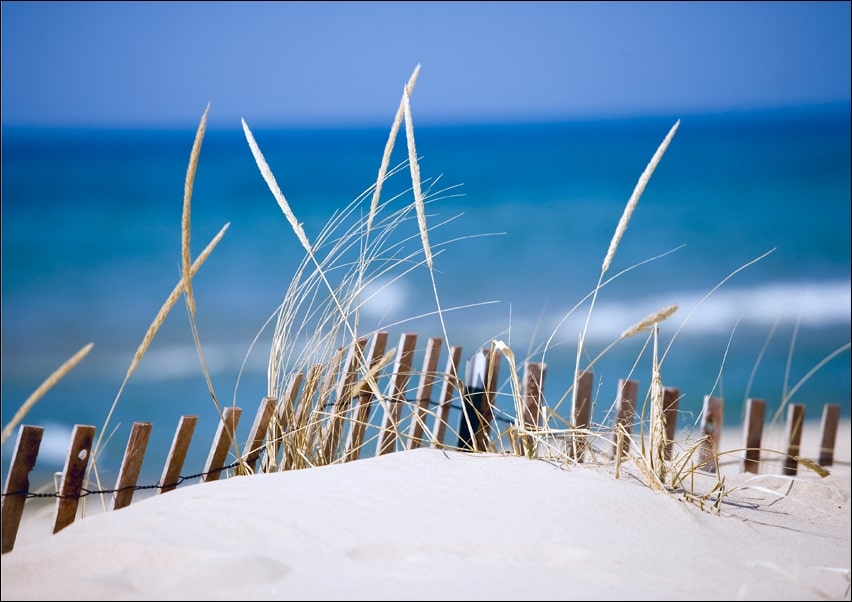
[{"left": 2, "top": 420, "right": 849, "bottom": 601}]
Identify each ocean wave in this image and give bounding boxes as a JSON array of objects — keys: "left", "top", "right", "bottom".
[
  {"left": 546, "top": 279, "right": 851, "bottom": 344},
  {"left": 100, "top": 279, "right": 848, "bottom": 382}
]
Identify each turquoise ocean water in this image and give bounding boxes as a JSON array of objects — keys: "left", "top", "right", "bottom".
[{"left": 2, "top": 107, "right": 850, "bottom": 483}]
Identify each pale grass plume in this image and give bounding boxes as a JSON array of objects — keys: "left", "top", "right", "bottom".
[
  {"left": 241, "top": 118, "right": 312, "bottom": 253},
  {"left": 370, "top": 64, "right": 420, "bottom": 234},
  {"left": 182, "top": 103, "right": 209, "bottom": 318},
  {"left": 601, "top": 119, "right": 680, "bottom": 276},
  {"left": 403, "top": 87, "right": 432, "bottom": 270},
  {"left": 0, "top": 342, "right": 94, "bottom": 446},
  {"left": 621, "top": 304, "right": 679, "bottom": 339}
]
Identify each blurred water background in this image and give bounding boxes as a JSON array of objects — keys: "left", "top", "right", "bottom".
[{"left": 2, "top": 106, "right": 850, "bottom": 484}]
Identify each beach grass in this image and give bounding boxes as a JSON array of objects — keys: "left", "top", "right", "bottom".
[{"left": 2, "top": 66, "right": 847, "bottom": 514}]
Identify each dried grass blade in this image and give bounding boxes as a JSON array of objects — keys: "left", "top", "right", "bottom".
[
  {"left": 0, "top": 342, "right": 94, "bottom": 445},
  {"left": 370, "top": 64, "right": 420, "bottom": 233},
  {"left": 402, "top": 86, "right": 432, "bottom": 270},
  {"left": 601, "top": 119, "right": 680, "bottom": 276},
  {"left": 182, "top": 103, "right": 209, "bottom": 318},
  {"left": 241, "top": 118, "right": 312, "bottom": 253}
]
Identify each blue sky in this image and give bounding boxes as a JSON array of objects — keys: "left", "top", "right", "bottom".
[{"left": 1, "top": 1, "right": 850, "bottom": 129}]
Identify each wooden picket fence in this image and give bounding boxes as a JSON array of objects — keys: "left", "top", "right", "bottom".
[{"left": 1, "top": 330, "right": 844, "bottom": 554}]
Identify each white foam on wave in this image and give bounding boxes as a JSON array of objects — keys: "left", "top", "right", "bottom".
[
  {"left": 118, "top": 343, "right": 267, "bottom": 382},
  {"left": 105, "top": 279, "right": 848, "bottom": 380},
  {"left": 547, "top": 279, "right": 851, "bottom": 344}
]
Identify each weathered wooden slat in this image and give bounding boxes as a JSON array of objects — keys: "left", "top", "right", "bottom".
[
  {"left": 53, "top": 425, "right": 96, "bottom": 534},
  {"left": 284, "top": 364, "right": 324, "bottom": 470},
  {"left": 1, "top": 425, "right": 44, "bottom": 554},
  {"left": 518, "top": 361, "right": 547, "bottom": 457},
  {"left": 430, "top": 345, "right": 462, "bottom": 448},
  {"left": 112, "top": 422, "right": 153, "bottom": 510},
  {"left": 783, "top": 403, "right": 805, "bottom": 476},
  {"left": 159, "top": 415, "right": 198, "bottom": 494},
  {"left": 377, "top": 333, "right": 419, "bottom": 455},
  {"left": 610, "top": 378, "right": 638, "bottom": 457},
  {"left": 568, "top": 370, "right": 596, "bottom": 460},
  {"left": 818, "top": 403, "right": 840, "bottom": 467},
  {"left": 240, "top": 397, "right": 277, "bottom": 474},
  {"left": 522, "top": 361, "right": 546, "bottom": 429},
  {"left": 202, "top": 407, "right": 242, "bottom": 482},
  {"left": 322, "top": 337, "right": 369, "bottom": 463},
  {"left": 698, "top": 396, "right": 724, "bottom": 473},
  {"left": 279, "top": 372, "right": 305, "bottom": 436},
  {"left": 344, "top": 331, "right": 390, "bottom": 462},
  {"left": 407, "top": 337, "right": 444, "bottom": 449},
  {"left": 261, "top": 375, "right": 302, "bottom": 472},
  {"left": 742, "top": 398, "right": 765, "bottom": 474},
  {"left": 663, "top": 386, "right": 680, "bottom": 461},
  {"left": 237, "top": 397, "right": 278, "bottom": 474}
]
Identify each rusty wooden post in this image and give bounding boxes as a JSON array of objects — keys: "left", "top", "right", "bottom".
[
  {"left": 569, "top": 371, "right": 595, "bottom": 460},
  {"left": 53, "top": 425, "right": 96, "bottom": 534},
  {"left": 160, "top": 415, "right": 198, "bottom": 494},
  {"left": 202, "top": 406, "right": 242, "bottom": 482},
  {"left": 377, "top": 333, "right": 418, "bottom": 455},
  {"left": 698, "top": 396, "right": 724, "bottom": 473},
  {"left": 1, "top": 425, "right": 44, "bottom": 554},
  {"left": 239, "top": 397, "right": 276, "bottom": 474},
  {"left": 783, "top": 403, "right": 805, "bottom": 476},
  {"left": 522, "top": 362, "right": 546, "bottom": 430},
  {"left": 520, "top": 361, "right": 547, "bottom": 456},
  {"left": 343, "top": 332, "right": 390, "bottom": 462},
  {"left": 818, "top": 403, "right": 840, "bottom": 467},
  {"left": 663, "top": 386, "right": 680, "bottom": 460},
  {"left": 610, "top": 378, "right": 637, "bottom": 458},
  {"left": 112, "top": 421, "right": 152, "bottom": 510},
  {"left": 742, "top": 398, "right": 765, "bottom": 474},
  {"left": 407, "top": 337, "right": 444, "bottom": 449},
  {"left": 430, "top": 345, "right": 463, "bottom": 448}
]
